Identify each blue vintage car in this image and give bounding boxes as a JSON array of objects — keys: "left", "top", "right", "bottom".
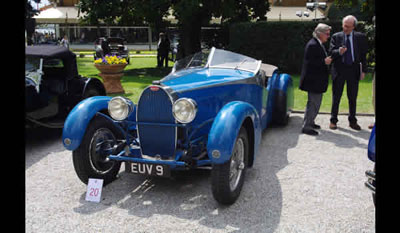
[
  {"left": 365, "top": 125, "right": 376, "bottom": 206},
  {"left": 62, "top": 47, "right": 294, "bottom": 205}
]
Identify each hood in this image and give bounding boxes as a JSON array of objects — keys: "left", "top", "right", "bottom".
[{"left": 161, "top": 67, "right": 254, "bottom": 93}]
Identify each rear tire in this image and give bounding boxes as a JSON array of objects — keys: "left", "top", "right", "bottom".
[
  {"left": 211, "top": 127, "right": 249, "bottom": 205},
  {"left": 72, "top": 116, "right": 122, "bottom": 185},
  {"left": 272, "top": 89, "right": 290, "bottom": 126}
]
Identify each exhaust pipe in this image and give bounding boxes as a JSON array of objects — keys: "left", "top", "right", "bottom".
[
  {"left": 364, "top": 170, "right": 375, "bottom": 194},
  {"left": 365, "top": 170, "right": 375, "bottom": 181}
]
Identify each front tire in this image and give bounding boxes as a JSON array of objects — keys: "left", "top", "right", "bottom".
[
  {"left": 211, "top": 127, "right": 249, "bottom": 205},
  {"left": 72, "top": 116, "right": 122, "bottom": 185}
]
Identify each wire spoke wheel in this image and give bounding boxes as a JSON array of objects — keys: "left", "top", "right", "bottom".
[
  {"left": 230, "top": 138, "right": 245, "bottom": 191},
  {"left": 72, "top": 116, "right": 122, "bottom": 185},
  {"left": 89, "top": 128, "right": 117, "bottom": 174},
  {"left": 211, "top": 126, "right": 248, "bottom": 205}
]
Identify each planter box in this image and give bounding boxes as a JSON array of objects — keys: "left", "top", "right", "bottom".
[{"left": 95, "top": 64, "right": 127, "bottom": 94}]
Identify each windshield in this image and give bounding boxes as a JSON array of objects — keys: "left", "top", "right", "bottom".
[
  {"left": 170, "top": 47, "right": 261, "bottom": 74},
  {"left": 171, "top": 50, "right": 209, "bottom": 73},
  {"left": 25, "top": 56, "right": 43, "bottom": 92},
  {"left": 25, "top": 56, "right": 41, "bottom": 72},
  {"left": 208, "top": 48, "right": 260, "bottom": 73}
]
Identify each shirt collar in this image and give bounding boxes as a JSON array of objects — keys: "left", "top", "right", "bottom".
[
  {"left": 345, "top": 31, "right": 353, "bottom": 38},
  {"left": 316, "top": 37, "right": 323, "bottom": 46}
]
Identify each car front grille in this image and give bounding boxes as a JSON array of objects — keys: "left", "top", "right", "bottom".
[{"left": 136, "top": 86, "right": 176, "bottom": 159}]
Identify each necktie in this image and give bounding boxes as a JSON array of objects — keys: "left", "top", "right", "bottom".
[{"left": 344, "top": 34, "right": 353, "bottom": 65}]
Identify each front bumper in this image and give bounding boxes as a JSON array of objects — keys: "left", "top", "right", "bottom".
[
  {"left": 365, "top": 169, "right": 375, "bottom": 194},
  {"left": 108, "top": 142, "right": 212, "bottom": 172},
  {"left": 108, "top": 150, "right": 187, "bottom": 170}
]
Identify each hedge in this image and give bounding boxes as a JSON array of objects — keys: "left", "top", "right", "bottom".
[{"left": 227, "top": 21, "right": 369, "bottom": 74}]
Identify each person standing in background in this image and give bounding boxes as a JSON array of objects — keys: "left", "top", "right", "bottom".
[
  {"left": 157, "top": 32, "right": 171, "bottom": 68},
  {"left": 60, "top": 35, "right": 69, "bottom": 49}
]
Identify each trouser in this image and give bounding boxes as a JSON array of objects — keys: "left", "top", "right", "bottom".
[
  {"left": 303, "top": 92, "right": 323, "bottom": 130},
  {"left": 331, "top": 65, "right": 359, "bottom": 124},
  {"left": 157, "top": 52, "right": 168, "bottom": 67}
]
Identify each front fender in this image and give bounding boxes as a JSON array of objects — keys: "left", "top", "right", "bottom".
[
  {"left": 207, "top": 101, "right": 261, "bottom": 165},
  {"left": 62, "top": 96, "right": 112, "bottom": 150}
]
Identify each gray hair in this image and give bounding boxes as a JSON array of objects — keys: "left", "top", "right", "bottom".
[
  {"left": 312, "top": 23, "right": 332, "bottom": 39},
  {"left": 343, "top": 15, "right": 358, "bottom": 27}
]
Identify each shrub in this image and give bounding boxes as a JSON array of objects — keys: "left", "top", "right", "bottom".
[{"left": 228, "top": 21, "right": 370, "bottom": 74}]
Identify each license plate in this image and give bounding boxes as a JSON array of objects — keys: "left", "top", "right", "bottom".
[{"left": 129, "top": 162, "right": 170, "bottom": 177}]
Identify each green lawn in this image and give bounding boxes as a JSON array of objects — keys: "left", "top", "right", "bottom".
[
  {"left": 292, "top": 73, "right": 374, "bottom": 114},
  {"left": 76, "top": 56, "right": 374, "bottom": 114}
]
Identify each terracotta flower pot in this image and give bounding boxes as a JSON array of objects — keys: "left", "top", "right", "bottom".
[
  {"left": 95, "top": 64, "right": 127, "bottom": 94},
  {"left": 95, "top": 63, "right": 127, "bottom": 74}
]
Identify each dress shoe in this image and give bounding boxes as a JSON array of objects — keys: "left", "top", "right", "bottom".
[
  {"left": 312, "top": 124, "right": 321, "bottom": 129},
  {"left": 329, "top": 123, "right": 337, "bottom": 130},
  {"left": 349, "top": 123, "right": 361, "bottom": 130},
  {"left": 302, "top": 128, "right": 319, "bottom": 135}
]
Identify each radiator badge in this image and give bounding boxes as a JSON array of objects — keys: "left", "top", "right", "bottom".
[{"left": 150, "top": 86, "right": 160, "bottom": 91}]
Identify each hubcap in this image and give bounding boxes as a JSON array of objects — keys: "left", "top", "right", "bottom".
[
  {"left": 230, "top": 138, "right": 245, "bottom": 191},
  {"left": 89, "top": 128, "right": 117, "bottom": 174}
]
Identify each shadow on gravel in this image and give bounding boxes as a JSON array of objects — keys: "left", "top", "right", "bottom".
[
  {"left": 72, "top": 115, "right": 302, "bottom": 232},
  {"left": 317, "top": 128, "right": 369, "bottom": 149},
  {"left": 25, "top": 127, "right": 65, "bottom": 169}
]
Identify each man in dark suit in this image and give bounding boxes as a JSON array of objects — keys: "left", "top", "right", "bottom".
[
  {"left": 300, "top": 23, "right": 332, "bottom": 135},
  {"left": 329, "top": 15, "right": 368, "bottom": 130},
  {"left": 157, "top": 32, "right": 171, "bottom": 68}
]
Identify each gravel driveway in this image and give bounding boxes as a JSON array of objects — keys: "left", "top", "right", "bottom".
[{"left": 25, "top": 113, "right": 375, "bottom": 233}]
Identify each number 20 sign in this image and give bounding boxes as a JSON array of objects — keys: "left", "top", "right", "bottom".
[{"left": 85, "top": 178, "right": 104, "bottom": 203}]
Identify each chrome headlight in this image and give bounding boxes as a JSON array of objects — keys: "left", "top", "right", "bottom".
[
  {"left": 108, "top": 96, "right": 134, "bottom": 121},
  {"left": 172, "top": 98, "right": 197, "bottom": 124}
]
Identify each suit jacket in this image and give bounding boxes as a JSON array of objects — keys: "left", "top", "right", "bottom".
[
  {"left": 329, "top": 31, "right": 368, "bottom": 80},
  {"left": 299, "top": 37, "right": 329, "bottom": 93}
]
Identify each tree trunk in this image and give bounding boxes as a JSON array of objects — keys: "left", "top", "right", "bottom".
[{"left": 177, "top": 20, "right": 202, "bottom": 59}]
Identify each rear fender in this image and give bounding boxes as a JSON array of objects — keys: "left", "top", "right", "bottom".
[
  {"left": 368, "top": 125, "right": 375, "bottom": 162},
  {"left": 273, "top": 73, "right": 294, "bottom": 112},
  {"left": 83, "top": 77, "right": 106, "bottom": 97},
  {"left": 266, "top": 72, "right": 294, "bottom": 123},
  {"left": 207, "top": 101, "right": 261, "bottom": 165},
  {"left": 62, "top": 96, "right": 111, "bottom": 150}
]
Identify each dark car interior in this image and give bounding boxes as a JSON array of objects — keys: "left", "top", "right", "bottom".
[{"left": 42, "top": 58, "right": 67, "bottom": 95}]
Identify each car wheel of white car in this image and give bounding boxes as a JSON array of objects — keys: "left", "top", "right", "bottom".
[
  {"left": 72, "top": 116, "right": 122, "bottom": 185},
  {"left": 211, "top": 126, "right": 248, "bottom": 205}
]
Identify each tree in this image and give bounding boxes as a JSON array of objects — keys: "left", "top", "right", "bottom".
[
  {"left": 77, "top": 0, "right": 170, "bottom": 39},
  {"left": 130, "top": 0, "right": 171, "bottom": 35},
  {"left": 26, "top": 0, "right": 41, "bottom": 45},
  {"left": 333, "top": 0, "right": 375, "bottom": 22},
  {"left": 76, "top": 0, "right": 270, "bottom": 57},
  {"left": 77, "top": 0, "right": 122, "bottom": 26},
  {"left": 172, "top": 0, "right": 270, "bottom": 58}
]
